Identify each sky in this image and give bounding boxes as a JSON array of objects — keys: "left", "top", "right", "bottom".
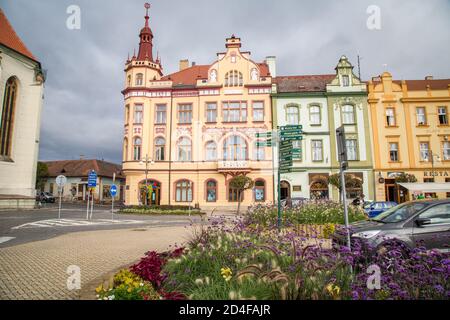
[{"left": 1, "top": 0, "right": 450, "bottom": 164}]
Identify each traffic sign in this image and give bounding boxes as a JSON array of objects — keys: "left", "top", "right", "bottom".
[
  {"left": 255, "top": 132, "right": 272, "bottom": 138},
  {"left": 280, "top": 168, "right": 292, "bottom": 173},
  {"left": 256, "top": 142, "right": 271, "bottom": 147},
  {"left": 55, "top": 175, "right": 67, "bottom": 187},
  {"left": 280, "top": 130, "right": 303, "bottom": 137},
  {"left": 88, "top": 170, "right": 97, "bottom": 188},
  {"left": 279, "top": 125, "right": 302, "bottom": 131},
  {"left": 281, "top": 135, "right": 303, "bottom": 142},
  {"left": 110, "top": 184, "right": 117, "bottom": 197}
]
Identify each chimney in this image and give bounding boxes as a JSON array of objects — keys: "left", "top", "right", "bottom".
[
  {"left": 179, "top": 59, "right": 189, "bottom": 71},
  {"left": 265, "top": 56, "right": 276, "bottom": 77},
  {"left": 425, "top": 75, "right": 433, "bottom": 80},
  {"left": 191, "top": 61, "right": 196, "bottom": 67}
]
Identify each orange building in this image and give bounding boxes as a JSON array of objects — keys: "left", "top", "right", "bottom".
[{"left": 368, "top": 72, "right": 450, "bottom": 202}]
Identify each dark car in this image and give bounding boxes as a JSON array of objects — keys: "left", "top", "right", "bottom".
[
  {"left": 364, "top": 201, "right": 397, "bottom": 218},
  {"left": 340, "top": 200, "right": 450, "bottom": 253},
  {"left": 36, "top": 192, "right": 55, "bottom": 203}
]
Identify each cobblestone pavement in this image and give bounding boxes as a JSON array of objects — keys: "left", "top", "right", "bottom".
[{"left": 0, "top": 225, "right": 191, "bottom": 300}]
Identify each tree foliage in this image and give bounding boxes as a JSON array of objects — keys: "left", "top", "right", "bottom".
[
  {"left": 36, "top": 162, "right": 49, "bottom": 190},
  {"left": 229, "top": 175, "right": 254, "bottom": 215}
]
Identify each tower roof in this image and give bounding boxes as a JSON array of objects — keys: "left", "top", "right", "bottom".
[{"left": 137, "top": 3, "right": 154, "bottom": 61}]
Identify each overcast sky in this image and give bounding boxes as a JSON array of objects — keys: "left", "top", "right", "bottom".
[{"left": 1, "top": 0, "right": 450, "bottom": 163}]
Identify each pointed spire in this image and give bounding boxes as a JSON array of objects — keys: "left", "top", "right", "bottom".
[
  {"left": 137, "top": 3, "right": 154, "bottom": 61},
  {"left": 144, "top": 3, "right": 150, "bottom": 27}
]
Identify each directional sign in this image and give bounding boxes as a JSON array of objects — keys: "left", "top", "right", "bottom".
[
  {"left": 256, "top": 142, "right": 271, "bottom": 147},
  {"left": 281, "top": 135, "right": 303, "bottom": 142},
  {"left": 281, "top": 130, "right": 303, "bottom": 136},
  {"left": 280, "top": 168, "right": 292, "bottom": 173},
  {"left": 55, "top": 175, "right": 67, "bottom": 187},
  {"left": 110, "top": 184, "right": 117, "bottom": 197},
  {"left": 256, "top": 132, "right": 272, "bottom": 138},
  {"left": 88, "top": 170, "right": 97, "bottom": 188},
  {"left": 279, "top": 125, "right": 302, "bottom": 131}
]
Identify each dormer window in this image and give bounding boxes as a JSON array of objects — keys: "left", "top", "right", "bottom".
[
  {"left": 225, "top": 70, "right": 243, "bottom": 87},
  {"left": 135, "top": 73, "right": 143, "bottom": 86},
  {"left": 342, "top": 75, "right": 350, "bottom": 87}
]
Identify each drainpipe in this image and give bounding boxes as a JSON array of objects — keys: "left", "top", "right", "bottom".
[{"left": 168, "top": 94, "right": 173, "bottom": 205}]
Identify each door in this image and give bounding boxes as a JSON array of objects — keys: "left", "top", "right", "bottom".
[
  {"left": 412, "top": 203, "right": 450, "bottom": 252},
  {"left": 280, "top": 181, "right": 290, "bottom": 200}
]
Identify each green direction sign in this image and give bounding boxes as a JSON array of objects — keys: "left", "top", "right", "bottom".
[
  {"left": 280, "top": 168, "right": 292, "bottom": 173},
  {"left": 279, "top": 161, "right": 293, "bottom": 167},
  {"left": 256, "top": 132, "right": 272, "bottom": 138},
  {"left": 281, "top": 136, "right": 303, "bottom": 142},
  {"left": 281, "top": 130, "right": 303, "bottom": 136},
  {"left": 279, "top": 125, "right": 302, "bottom": 131},
  {"left": 280, "top": 150, "right": 293, "bottom": 157},
  {"left": 256, "top": 142, "right": 271, "bottom": 147}
]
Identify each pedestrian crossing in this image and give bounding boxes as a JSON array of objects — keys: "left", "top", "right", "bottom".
[{"left": 12, "top": 219, "right": 145, "bottom": 230}]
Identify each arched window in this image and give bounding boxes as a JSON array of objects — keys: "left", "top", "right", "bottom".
[
  {"left": 224, "top": 70, "right": 243, "bottom": 87},
  {"left": 1, "top": 77, "right": 18, "bottom": 158},
  {"left": 154, "top": 137, "right": 165, "bottom": 161},
  {"left": 254, "top": 141, "right": 265, "bottom": 161},
  {"left": 133, "top": 137, "right": 142, "bottom": 161},
  {"left": 177, "top": 137, "right": 192, "bottom": 161},
  {"left": 223, "top": 135, "right": 247, "bottom": 161},
  {"left": 286, "top": 105, "right": 299, "bottom": 125},
  {"left": 254, "top": 180, "right": 265, "bottom": 202},
  {"left": 127, "top": 75, "right": 131, "bottom": 87},
  {"left": 342, "top": 105, "right": 355, "bottom": 124},
  {"left": 123, "top": 138, "right": 128, "bottom": 161},
  {"left": 175, "top": 180, "right": 193, "bottom": 202},
  {"left": 205, "top": 141, "right": 217, "bottom": 161},
  {"left": 206, "top": 179, "right": 217, "bottom": 202},
  {"left": 135, "top": 73, "right": 143, "bottom": 86}
]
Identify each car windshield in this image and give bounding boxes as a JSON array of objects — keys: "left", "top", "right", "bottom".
[
  {"left": 372, "top": 202, "right": 429, "bottom": 223},
  {"left": 363, "top": 202, "right": 373, "bottom": 209}
]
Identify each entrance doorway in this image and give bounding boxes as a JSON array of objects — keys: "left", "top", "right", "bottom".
[
  {"left": 280, "top": 181, "right": 291, "bottom": 200},
  {"left": 385, "top": 179, "right": 397, "bottom": 202},
  {"left": 139, "top": 180, "right": 161, "bottom": 205}
]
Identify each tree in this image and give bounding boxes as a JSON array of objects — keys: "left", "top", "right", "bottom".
[
  {"left": 395, "top": 173, "right": 417, "bottom": 183},
  {"left": 36, "top": 162, "right": 49, "bottom": 190},
  {"left": 328, "top": 173, "right": 363, "bottom": 203},
  {"left": 229, "top": 175, "right": 254, "bottom": 215}
]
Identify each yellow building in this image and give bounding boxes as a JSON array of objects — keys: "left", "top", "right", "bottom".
[
  {"left": 122, "top": 7, "right": 274, "bottom": 209},
  {"left": 368, "top": 72, "right": 450, "bottom": 202}
]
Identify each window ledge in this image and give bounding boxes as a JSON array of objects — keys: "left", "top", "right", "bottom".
[
  {"left": 416, "top": 124, "right": 429, "bottom": 128},
  {"left": 385, "top": 125, "right": 399, "bottom": 128}
]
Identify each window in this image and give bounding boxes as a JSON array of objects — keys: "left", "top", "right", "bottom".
[
  {"left": 154, "top": 137, "right": 165, "bottom": 161},
  {"left": 133, "top": 137, "right": 142, "bottom": 161},
  {"left": 446, "top": 178, "right": 450, "bottom": 198},
  {"left": 205, "top": 141, "right": 217, "bottom": 161},
  {"left": 254, "top": 141, "right": 265, "bottom": 161},
  {"left": 123, "top": 138, "right": 128, "bottom": 161},
  {"left": 177, "top": 137, "right": 191, "bottom": 161},
  {"left": 254, "top": 180, "right": 265, "bottom": 202},
  {"left": 134, "top": 104, "right": 143, "bottom": 124},
  {"left": 175, "top": 180, "right": 192, "bottom": 202},
  {"left": 418, "top": 204, "right": 450, "bottom": 225},
  {"left": 127, "top": 75, "right": 131, "bottom": 87},
  {"left": 389, "top": 142, "right": 399, "bottom": 162},
  {"left": 438, "top": 107, "right": 448, "bottom": 125},
  {"left": 252, "top": 102, "right": 264, "bottom": 122},
  {"left": 228, "top": 185, "right": 240, "bottom": 202},
  {"left": 135, "top": 73, "right": 143, "bottom": 86},
  {"left": 155, "top": 105, "right": 166, "bottom": 124},
  {"left": 342, "top": 75, "right": 350, "bottom": 87},
  {"left": 424, "top": 177, "right": 435, "bottom": 183},
  {"left": 342, "top": 105, "right": 355, "bottom": 124},
  {"left": 443, "top": 141, "right": 450, "bottom": 161},
  {"left": 286, "top": 105, "right": 299, "bottom": 125},
  {"left": 125, "top": 105, "right": 130, "bottom": 123},
  {"left": 1, "top": 77, "right": 18, "bottom": 158},
  {"left": 178, "top": 104, "right": 192, "bottom": 124},
  {"left": 206, "top": 180, "right": 217, "bottom": 202},
  {"left": 386, "top": 108, "right": 396, "bottom": 126},
  {"left": 420, "top": 142, "right": 430, "bottom": 161},
  {"left": 346, "top": 139, "right": 358, "bottom": 161},
  {"left": 224, "top": 70, "right": 243, "bottom": 87},
  {"left": 311, "top": 140, "right": 323, "bottom": 161},
  {"left": 416, "top": 107, "right": 426, "bottom": 125},
  {"left": 223, "top": 135, "right": 247, "bottom": 161},
  {"left": 309, "top": 105, "right": 321, "bottom": 125},
  {"left": 223, "top": 101, "right": 247, "bottom": 122},
  {"left": 206, "top": 102, "right": 217, "bottom": 123}
]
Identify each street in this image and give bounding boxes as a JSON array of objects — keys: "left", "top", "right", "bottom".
[{"left": 0, "top": 203, "right": 204, "bottom": 248}]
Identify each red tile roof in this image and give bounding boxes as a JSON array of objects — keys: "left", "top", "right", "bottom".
[
  {"left": 372, "top": 78, "right": 450, "bottom": 91},
  {"left": 44, "top": 159, "right": 124, "bottom": 179},
  {"left": 0, "top": 8, "right": 37, "bottom": 62},
  {"left": 162, "top": 65, "right": 210, "bottom": 86},
  {"left": 274, "top": 74, "right": 336, "bottom": 93}
]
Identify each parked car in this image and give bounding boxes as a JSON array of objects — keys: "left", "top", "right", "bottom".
[
  {"left": 364, "top": 201, "right": 397, "bottom": 218},
  {"left": 335, "top": 200, "right": 450, "bottom": 254},
  {"left": 36, "top": 191, "right": 55, "bottom": 203}
]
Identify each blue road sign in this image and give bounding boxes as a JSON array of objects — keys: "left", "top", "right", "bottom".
[
  {"left": 110, "top": 184, "right": 117, "bottom": 197},
  {"left": 88, "top": 170, "right": 97, "bottom": 188}
]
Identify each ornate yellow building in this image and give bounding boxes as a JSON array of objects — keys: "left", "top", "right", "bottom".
[
  {"left": 122, "top": 7, "right": 274, "bottom": 209},
  {"left": 368, "top": 72, "right": 450, "bottom": 202}
]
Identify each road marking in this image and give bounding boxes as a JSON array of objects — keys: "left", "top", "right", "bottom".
[
  {"left": 0, "top": 237, "right": 15, "bottom": 244},
  {"left": 12, "top": 219, "right": 145, "bottom": 230}
]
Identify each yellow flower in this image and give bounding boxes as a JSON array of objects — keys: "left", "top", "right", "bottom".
[
  {"left": 221, "top": 267, "right": 232, "bottom": 282},
  {"left": 326, "top": 283, "right": 341, "bottom": 299},
  {"left": 95, "top": 285, "right": 103, "bottom": 293}
]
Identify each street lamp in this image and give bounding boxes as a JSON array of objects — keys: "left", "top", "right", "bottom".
[{"left": 139, "top": 154, "right": 154, "bottom": 206}]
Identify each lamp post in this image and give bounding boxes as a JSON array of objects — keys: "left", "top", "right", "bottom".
[{"left": 139, "top": 154, "right": 154, "bottom": 206}]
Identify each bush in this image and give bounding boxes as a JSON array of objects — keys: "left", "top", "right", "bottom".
[{"left": 120, "top": 205, "right": 205, "bottom": 215}]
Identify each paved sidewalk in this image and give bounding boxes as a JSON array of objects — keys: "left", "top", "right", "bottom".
[{"left": 0, "top": 226, "right": 191, "bottom": 300}]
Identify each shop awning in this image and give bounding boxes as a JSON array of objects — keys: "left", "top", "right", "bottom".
[{"left": 397, "top": 183, "right": 450, "bottom": 193}]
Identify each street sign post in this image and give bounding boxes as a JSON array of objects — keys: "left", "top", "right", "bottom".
[
  {"left": 87, "top": 170, "right": 97, "bottom": 220},
  {"left": 55, "top": 175, "right": 67, "bottom": 220},
  {"left": 110, "top": 184, "right": 117, "bottom": 221}
]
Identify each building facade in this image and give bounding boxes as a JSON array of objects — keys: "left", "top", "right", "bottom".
[
  {"left": 0, "top": 9, "right": 45, "bottom": 209},
  {"left": 43, "top": 159, "right": 125, "bottom": 203},
  {"left": 122, "top": 8, "right": 274, "bottom": 209},
  {"left": 368, "top": 72, "right": 450, "bottom": 201},
  {"left": 327, "top": 56, "right": 375, "bottom": 201}
]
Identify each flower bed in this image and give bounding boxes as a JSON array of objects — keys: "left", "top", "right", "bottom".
[{"left": 120, "top": 205, "right": 205, "bottom": 216}]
